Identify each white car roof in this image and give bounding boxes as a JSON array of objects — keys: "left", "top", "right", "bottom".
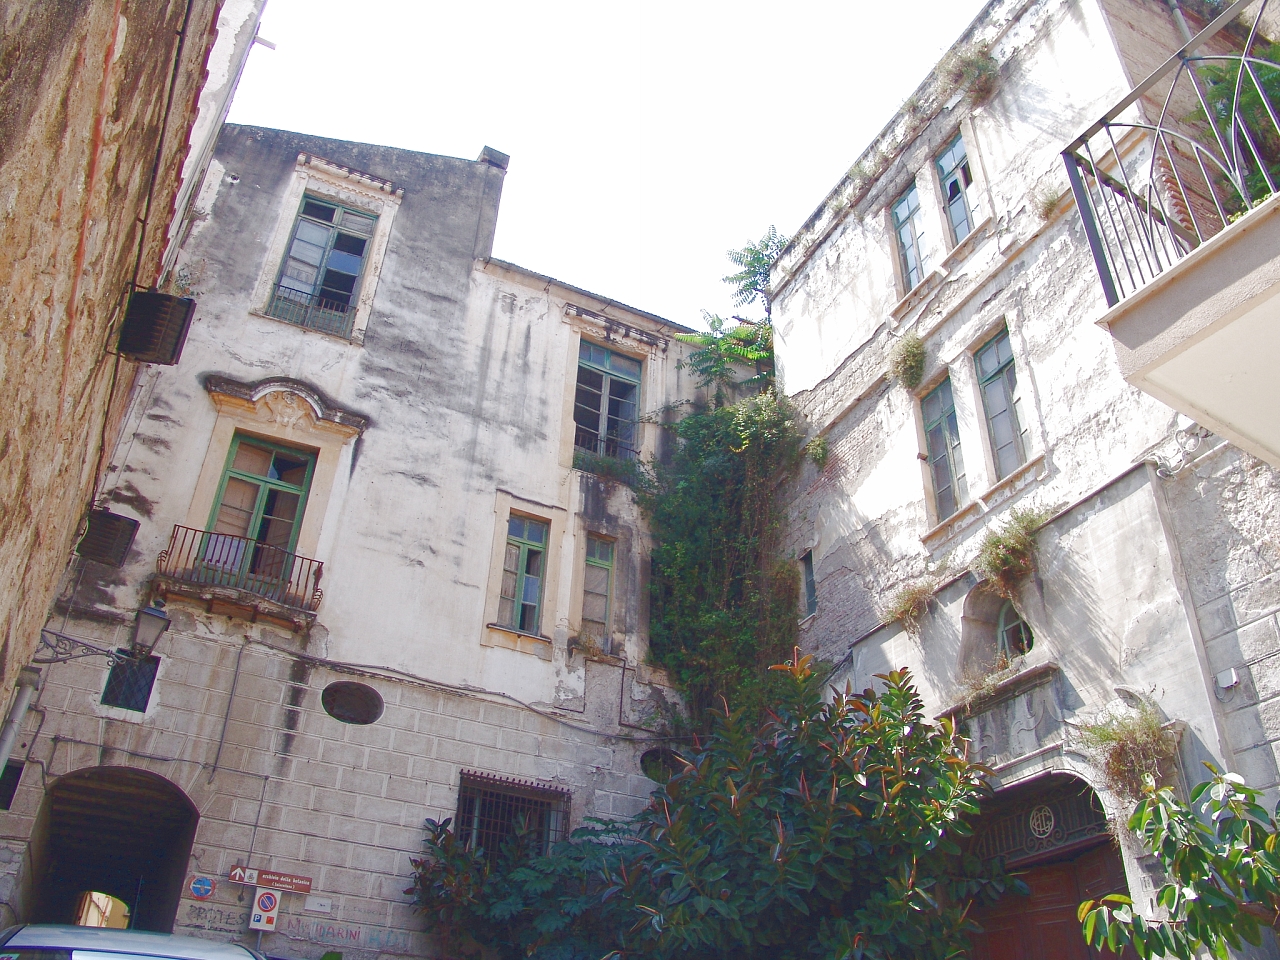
[{"left": 3, "top": 926, "right": 260, "bottom": 960}]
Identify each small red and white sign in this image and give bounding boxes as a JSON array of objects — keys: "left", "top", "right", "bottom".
[
  {"left": 229, "top": 866, "right": 312, "bottom": 893},
  {"left": 249, "top": 887, "right": 280, "bottom": 932}
]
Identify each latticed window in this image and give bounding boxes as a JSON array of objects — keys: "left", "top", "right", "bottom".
[
  {"left": 892, "top": 184, "right": 928, "bottom": 290},
  {"left": 923, "top": 378, "right": 967, "bottom": 520},
  {"left": 101, "top": 653, "right": 160, "bottom": 712},
  {"left": 975, "top": 330, "right": 1030, "bottom": 480},
  {"left": 582, "top": 536, "right": 613, "bottom": 648},
  {"left": 573, "top": 342, "right": 641, "bottom": 459},
  {"left": 997, "top": 600, "right": 1033, "bottom": 660},
  {"left": 268, "top": 196, "right": 377, "bottom": 337},
  {"left": 936, "top": 133, "right": 975, "bottom": 244},
  {"left": 499, "top": 516, "right": 549, "bottom": 634},
  {"left": 455, "top": 772, "right": 568, "bottom": 862}
]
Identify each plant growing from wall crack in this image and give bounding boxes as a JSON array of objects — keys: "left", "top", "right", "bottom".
[
  {"left": 883, "top": 577, "right": 938, "bottom": 636},
  {"left": 889, "top": 332, "right": 926, "bottom": 389},
  {"left": 1077, "top": 699, "right": 1179, "bottom": 801},
  {"left": 972, "top": 506, "right": 1051, "bottom": 598}
]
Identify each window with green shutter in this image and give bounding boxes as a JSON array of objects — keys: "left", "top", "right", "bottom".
[
  {"left": 499, "top": 516, "right": 549, "bottom": 635},
  {"left": 582, "top": 536, "right": 613, "bottom": 649}
]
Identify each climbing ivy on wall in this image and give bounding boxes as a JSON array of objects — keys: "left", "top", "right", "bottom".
[{"left": 641, "top": 389, "right": 806, "bottom": 722}]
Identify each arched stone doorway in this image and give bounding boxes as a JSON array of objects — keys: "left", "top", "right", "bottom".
[
  {"left": 27, "top": 767, "right": 198, "bottom": 932},
  {"left": 968, "top": 774, "right": 1131, "bottom": 960}
]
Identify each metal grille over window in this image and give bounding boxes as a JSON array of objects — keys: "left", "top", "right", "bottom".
[
  {"left": 892, "top": 184, "right": 928, "bottom": 290},
  {"left": 582, "top": 536, "right": 613, "bottom": 649},
  {"left": 574, "top": 342, "right": 641, "bottom": 460},
  {"left": 976, "top": 330, "right": 1029, "bottom": 480},
  {"left": 267, "top": 196, "right": 376, "bottom": 338},
  {"left": 455, "top": 772, "right": 568, "bottom": 862},
  {"left": 937, "top": 134, "right": 974, "bottom": 243},
  {"left": 101, "top": 653, "right": 160, "bottom": 712},
  {"left": 923, "top": 378, "right": 967, "bottom": 519},
  {"left": 499, "top": 516, "right": 549, "bottom": 634}
]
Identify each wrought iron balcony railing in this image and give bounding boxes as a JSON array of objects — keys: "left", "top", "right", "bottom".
[
  {"left": 574, "top": 425, "right": 639, "bottom": 461},
  {"left": 157, "top": 525, "right": 324, "bottom": 612},
  {"left": 1063, "top": 0, "right": 1280, "bottom": 305},
  {"left": 265, "top": 283, "right": 356, "bottom": 339}
]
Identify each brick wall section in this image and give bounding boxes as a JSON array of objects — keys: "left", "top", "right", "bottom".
[
  {"left": 0, "top": 612, "right": 662, "bottom": 956},
  {"left": 0, "top": 0, "right": 221, "bottom": 692}
]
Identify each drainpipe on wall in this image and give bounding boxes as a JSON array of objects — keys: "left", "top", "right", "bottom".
[{"left": 0, "top": 668, "right": 43, "bottom": 772}]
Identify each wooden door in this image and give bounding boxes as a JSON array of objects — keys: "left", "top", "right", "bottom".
[{"left": 970, "top": 842, "right": 1130, "bottom": 960}]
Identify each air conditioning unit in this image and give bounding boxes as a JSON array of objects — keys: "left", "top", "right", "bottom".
[
  {"left": 76, "top": 509, "right": 140, "bottom": 567},
  {"left": 117, "top": 291, "right": 196, "bottom": 365}
]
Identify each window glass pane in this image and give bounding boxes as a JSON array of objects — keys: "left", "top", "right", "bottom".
[
  {"left": 213, "top": 477, "right": 259, "bottom": 537},
  {"left": 233, "top": 442, "right": 274, "bottom": 476},
  {"left": 326, "top": 249, "right": 364, "bottom": 275},
  {"left": 801, "top": 552, "right": 817, "bottom": 616},
  {"left": 508, "top": 517, "right": 526, "bottom": 540},
  {"left": 587, "top": 538, "right": 612, "bottom": 563},
  {"left": 524, "top": 520, "right": 547, "bottom": 545},
  {"left": 584, "top": 563, "right": 609, "bottom": 595},
  {"left": 302, "top": 199, "right": 337, "bottom": 222},
  {"left": 336, "top": 209, "right": 375, "bottom": 237},
  {"left": 294, "top": 219, "right": 332, "bottom": 248},
  {"left": 609, "top": 352, "right": 642, "bottom": 380},
  {"left": 273, "top": 454, "right": 310, "bottom": 486}
]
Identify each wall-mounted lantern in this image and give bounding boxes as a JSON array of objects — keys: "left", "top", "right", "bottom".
[{"left": 131, "top": 602, "right": 171, "bottom": 657}]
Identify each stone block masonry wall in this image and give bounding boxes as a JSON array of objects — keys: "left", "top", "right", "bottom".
[
  {"left": 0, "top": 0, "right": 223, "bottom": 693},
  {"left": 1162, "top": 445, "right": 1280, "bottom": 801},
  {"left": 0, "top": 610, "right": 663, "bottom": 956}
]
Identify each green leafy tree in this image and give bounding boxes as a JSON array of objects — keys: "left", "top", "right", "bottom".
[
  {"left": 723, "top": 225, "right": 790, "bottom": 320},
  {"left": 677, "top": 314, "right": 774, "bottom": 408},
  {"left": 642, "top": 389, "right": 805, "bottom": 721},
  {"left": 408, "top": 656, "right": 1017, "bottom": 960},
  {"left": 1079, "top": 768, "right": 1280, "bottom": 960}
]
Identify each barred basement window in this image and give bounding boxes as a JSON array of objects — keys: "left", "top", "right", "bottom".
[
  {"left": 101, "top": 653, "right": 160, "bottom": 712},
  {"left": 455, "top": 772, "right": 569, "bottom": 862}
]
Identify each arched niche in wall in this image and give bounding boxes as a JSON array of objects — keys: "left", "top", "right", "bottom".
[{"left": 957, "top": 585, "right": 1033, "bottom": 679}]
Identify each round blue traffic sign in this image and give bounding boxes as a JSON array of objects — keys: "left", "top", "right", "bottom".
[
  {"left": 189, "top": 876, "right": 215, "bottom": 900},
  {"left": 257, "top": 891, "right": 277, "bottom": 912}
]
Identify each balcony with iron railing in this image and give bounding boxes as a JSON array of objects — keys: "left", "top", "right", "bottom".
[
  {"left": 1064, "top": 0, "right": 1280, "bottom": 467},
  {"left": 265, "top": 283, "right": 356, "bottom": 339},
  {"left": 155, "top": 525, "right": 324, "bottom": 629}
]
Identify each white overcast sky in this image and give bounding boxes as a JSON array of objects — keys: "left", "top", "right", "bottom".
[{"left": 227, "top": 0, "right": 990, "bottom": 328}]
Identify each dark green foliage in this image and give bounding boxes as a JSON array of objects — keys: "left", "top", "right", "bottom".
[
  {"left": 641, "top": 389, "right": 806, "bottom": 722},
  {"left": 1079, "top": 768, "right": 1280, "bottom": 959},
  {"left": 677, "top": 314, "right": 774, "bottom": 407},
  {"left": 1194, "top": 43, "right": 1280, "bottom": 210},
  {"left": 722, "top": 226, "right": 789, "bottom": 319},
  {"left": 572, "top": 448, "right": 654, "bottom": 491},
  {"left": 408, "top": 657, "right": 1017, "bottom": 960}
]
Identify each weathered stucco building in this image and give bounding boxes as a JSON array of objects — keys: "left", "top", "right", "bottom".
[
  {"left": 773, "top": 0, "right": 1280, "bottom": 954},
  {"left": 0, "top": 125, "right": 701, "bottom": 952},
  {"left": 0, "top": 0, "right": 266, "bottom": 695}
]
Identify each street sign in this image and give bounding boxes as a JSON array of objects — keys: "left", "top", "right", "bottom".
[
  {"left": 228, "top": 867, "right": 312, "bottom": 893},
  {"left": 189, "top": 876, "right": 216, "bottom": 901},
  {"left": 249, "top": 887, "right": 280, "bottom": 932}
]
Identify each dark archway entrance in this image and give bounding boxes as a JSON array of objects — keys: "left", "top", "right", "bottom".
[
  {"left": 969, "top": 774, "right": 1132, "bottom": 960},
  {"left": 28, "top": 767, "right": 198, "bottom": 932}
]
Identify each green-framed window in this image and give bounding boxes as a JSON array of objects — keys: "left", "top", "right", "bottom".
[
  {"left": 205, "top": 435, "right": 315, "bottom": 578},
  {"left": 582, "top": 536, "right": 613, "bottom": 647},
  {"left": 573, "top": 342, "right": 641, "bottom": 460},
  {"left": 499, "top": 516, "right": 549, "bottom": 634},
  {"left": 801, "top": 551, "right": 817, "bottom": 618},
  {"left": 936, "top": 133, "right": 974, "bottom": 244},
  {"left": 269, "top": 196, "right": 377, "bottom": 336},
  {"left": 922, "top": 378, "right": 967, "bottom": 520},
  {"left": 997, "top": 600, "right": 1033, "bottom": 660},
  {"left": 892, "top": 183, "right": 928, "bottom": 290},
  {"left": 975, "top": 330, "right": 1029, "bottom": 480}
]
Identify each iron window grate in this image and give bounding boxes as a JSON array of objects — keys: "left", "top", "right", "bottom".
[
  {"left": 455, "top": 772, "right": 569, "bottom": 862},
  {"left": 101, "top": 653, "right": 160, "bottom": 712}
]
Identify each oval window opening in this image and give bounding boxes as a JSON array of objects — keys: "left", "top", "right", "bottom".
[
  {"left": 641, "top": 748, "right": 681, "bottom": 784},
  {"left": 322, "top": 681, "right": 383, "bottom": 725}
]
